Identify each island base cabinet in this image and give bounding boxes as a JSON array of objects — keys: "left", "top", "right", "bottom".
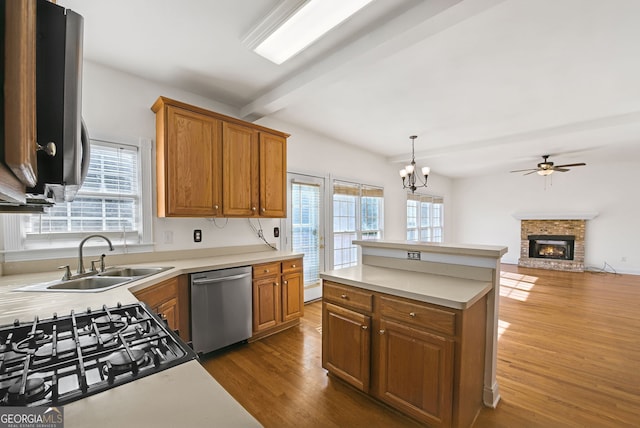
[
  {"left": 322, "top": 302, "right": 371, "bottom": 392},
  {"left": 376, "top": 319, "right": 454, "bottom": 427}
]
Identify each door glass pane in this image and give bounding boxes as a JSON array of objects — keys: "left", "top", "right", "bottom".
[{"left": 292, "top": 183, "right": 320, "bottom": 285}]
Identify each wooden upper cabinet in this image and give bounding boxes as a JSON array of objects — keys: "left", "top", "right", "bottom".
[
  {"left": 2, "top": 0, "right": 38, "bottom": 199},
  {"left": 153, "top": 99, "right": 222, "bottom": 217},
  {"left": 259, "top": 132, "right": 287, "bottom": 217},
  {"left": 151, "top": 96, "right": 289, "bottom": 218},
  {"left": 222, "top": 122, "right": 258, "bottom": 217}
]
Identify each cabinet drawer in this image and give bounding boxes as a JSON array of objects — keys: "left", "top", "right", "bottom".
[
  {"left": 134, "top": 278, "right": 178, "bottom": 309},
  {"left": 324, "top": 281, "right": 373, "bottom": 313},
  {"left": 253, "top": 262, "right": 281, "bottom": 278},
  {"left": 282, "top": 258, "right": 302, "bottom": 273},
  {"left": 379, "top": 295, "right": 457, "bottom": 337}
]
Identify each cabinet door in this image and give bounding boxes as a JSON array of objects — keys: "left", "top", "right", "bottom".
[
  {"left": 322, "top": 302, "right": 371, "bottom": 392},
  {"left": 377, "top": 319, "right": 454, "bottom": 427},
  {"left": 164, "top": 106, "right": 221, "bottom": 216},
  {"left": 258, "top": 133, "right": 286, "bottom": 217},
  {"left": 222, "top": 122, "right": 259, "bottom": 216},
  {"left": 4, "top": 0, "right": 38, "bottom": 188},
  {"left": 282, "top": 270, "right": 303, "bottom": 322},
  {"left": 252, "top": 276, "right": 280, "bottom": 332},
  {"left": 157, "top": 298, "right": 179, "bottom": 333}
]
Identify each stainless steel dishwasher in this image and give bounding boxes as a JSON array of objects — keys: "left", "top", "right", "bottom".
[{"left": 190, "top": 265, "right": 252, "bottom": 354}]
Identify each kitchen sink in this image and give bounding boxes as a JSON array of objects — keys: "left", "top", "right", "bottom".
[
  {"left": 98, "top": 267, "right": 170, "bottom": 277},
  {"left": 14, "top": 266, "right": 173, "bottom": 293},
  {"left": 46, "top": 276, "right": 131, "bottom": 291}
]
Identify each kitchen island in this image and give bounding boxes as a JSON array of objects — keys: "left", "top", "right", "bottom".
[
  {"left": 0, "top": 248, "right": 302, "bottom": 427},
  {"left": 320, "top": 240, "right": 507, "bottom": 427}
]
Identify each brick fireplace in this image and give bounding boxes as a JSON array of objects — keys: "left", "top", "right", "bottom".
[{"left": 519, "top": 219, "right": 586, "bottom": 272}]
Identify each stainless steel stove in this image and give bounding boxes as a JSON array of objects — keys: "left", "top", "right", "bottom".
[{"left": 0, "top": 302, "right": 196, "bottom": 407}]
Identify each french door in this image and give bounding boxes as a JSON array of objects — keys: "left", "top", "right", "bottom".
[{"left": 284, "top": 173, "right": 326, "bottom": 302}]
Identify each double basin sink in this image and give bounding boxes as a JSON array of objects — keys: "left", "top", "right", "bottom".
[{"left": 15, "top": 266, "right": 173, "bottom": 293}]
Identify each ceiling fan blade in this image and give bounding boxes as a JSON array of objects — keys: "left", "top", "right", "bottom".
[
  {"left": 553, "top": 168, "right": 570, "bottom": 172},
  {"left": 523, "top": 170, "right": 539, "bottom": 176},
  {"left": 510, "top": 168, "right": 537, "bottom": 173},
  {"left": 554, "top": 162, "right": 586, "bottom": 168}
]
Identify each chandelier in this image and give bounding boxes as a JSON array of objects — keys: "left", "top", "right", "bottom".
[{"left": 399, "top": 135, "right": 430, "bottom": 193}]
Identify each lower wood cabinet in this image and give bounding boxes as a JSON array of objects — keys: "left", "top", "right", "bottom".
[
  {"left": 322, "top": 302, "right": 371, "bottom": 392},
  {"left": 133, "top": 275, "right": 190, "bottom": 342},
  {"left": 378, "top": 318, "right": 454, "bottom": 426},
  {"left": 252, "top": 258, "right": 304, "bottom": 339},
  {"left": 322, "top": 280, "right": 487, "bottom": 428}
]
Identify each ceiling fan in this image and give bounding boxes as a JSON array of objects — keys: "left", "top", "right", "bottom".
[{"left": 510, "top": 155, "right": 586, "bottom": 176}]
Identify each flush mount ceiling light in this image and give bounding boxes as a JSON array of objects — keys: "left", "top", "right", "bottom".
[
  {"left": 243, "top": 0, "right": 374, "bottom": 65},
  {"left": 399, "top": 136, "right": 430, "bottom": 194}
]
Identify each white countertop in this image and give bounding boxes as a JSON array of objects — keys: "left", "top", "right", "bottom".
[
  {"left": 0, "top": 249, "right": 301, "bottom": 427},
  {"left": 320, "top": 265, "right": 492, "bottom": 309}
]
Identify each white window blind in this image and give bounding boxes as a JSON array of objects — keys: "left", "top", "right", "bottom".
[
  {"left": 406, "top": 193, "right": 443, "bottom": 242},
  {"left": 26, "top": 141, "right": 140, "bottom": 236},
  {"left": 291, "top": 181, "right": 320, "bottom": 286},
  {"left": 333, "top": 180, "right": 383, "bottom": 269}
]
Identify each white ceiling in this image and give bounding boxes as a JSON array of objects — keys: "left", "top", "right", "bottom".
[{"left": 59, "top": 0, "right": 640, "bottom": 178}]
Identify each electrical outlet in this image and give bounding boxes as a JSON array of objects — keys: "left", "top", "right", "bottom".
[
  {"left": 193, "top": 229, "right": 202, "bottom": 242},
  {"left": 274, "top": 227, "right": 280, "bottom": 238},
  {"left": 407, "top": 251, "right": 421, "bottom": 261}
]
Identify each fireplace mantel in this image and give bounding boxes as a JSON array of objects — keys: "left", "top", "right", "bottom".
[{"left": 512, "top": 212, "right": 598, "bottom": 220}]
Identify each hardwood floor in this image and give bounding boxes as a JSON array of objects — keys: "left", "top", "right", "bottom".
[{"left": 201, "top": 265, "right": 640, "bottom": 427}]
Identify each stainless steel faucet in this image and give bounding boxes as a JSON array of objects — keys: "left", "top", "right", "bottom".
[{"left": 77, "top": 235, "right": 114, "bottom": 274}]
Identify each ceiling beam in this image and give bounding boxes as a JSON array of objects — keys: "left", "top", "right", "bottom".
[{"left": 239, "top": 0, "right": 508, "bottom": 121}]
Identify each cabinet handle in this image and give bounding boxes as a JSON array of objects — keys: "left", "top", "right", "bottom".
[
  {"left": 252, "top": 207, "right": 257, "bottom": 212},
  {"left": 409, "top": 312, "right": 416, "bottom": 317},
  {"left": 261, "top": 207, "right": 266, "bottom": 213},
  {"left": 379, "top": 329, "right": 385, "bottom": 335},
  {"left": 264, "top": 269, "right": 269, "bottom": 273},
  {"left": 283, "top": 280, "right": 288, "bottom": 285},
  {"left": 214, "top": 204, "right": 219, "bottom": 210},
  {"left": 292, "top": 264, "right": 296, "bottom": 268},
  {"left": 37, "top": 141, "right": 57, "bottom": 156},
  {"left": 361, "top": 325, "right": 368, "bottom": 330},
  {"left": 340, "top": 294, "right": 347, "bottom": 299}
]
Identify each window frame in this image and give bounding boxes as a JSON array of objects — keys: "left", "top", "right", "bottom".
[
  {"left": 331, "top": 179, "right": 384, "bottom": 270},
  {"left": 406, "top": 193, "right": 444, "bottom": 243},
  {"left": 1, "top": 134, "right": 153, "bottom": 262}
]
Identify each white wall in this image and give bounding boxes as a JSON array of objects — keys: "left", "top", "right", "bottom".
[{"left": 451, "top": 159, "right": 640, "bottom": 274}]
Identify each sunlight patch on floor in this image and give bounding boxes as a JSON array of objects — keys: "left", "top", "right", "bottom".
[
  {"left": 499, "top": 271, "right": 538, "bottom": 301},
  {"left": 498, "top": 319, "right": 510, "bottom": 340}
]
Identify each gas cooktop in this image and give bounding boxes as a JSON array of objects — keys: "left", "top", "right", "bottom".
[{"left": 0, "top": 302, "right": 196, "bottom": 407}]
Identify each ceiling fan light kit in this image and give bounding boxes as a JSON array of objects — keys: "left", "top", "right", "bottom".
[
  {"left": 510, "top": 155, "right": 586, "bottom": 176},
  {"left": 399, "top": 135, "right": 430, "bottom": 193}
]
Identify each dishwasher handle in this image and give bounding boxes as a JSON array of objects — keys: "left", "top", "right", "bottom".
[{"left": 192, "top": 272, "right": 252, "bottom": 285}]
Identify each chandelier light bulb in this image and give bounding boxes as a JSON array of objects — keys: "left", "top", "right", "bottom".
[
  {"left": 421, "top": 166, "right": 430, "bottom": 176},
  {"left": 399, "top": 169, "right": 408, "bottom": 178}
]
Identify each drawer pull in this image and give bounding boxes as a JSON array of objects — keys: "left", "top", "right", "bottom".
[
  {"left": 361, "top": 325, "right": 368, "bottom": 330},
  {"left": 409, "top": 312, "right": 416, "bottom": 317},
  {"left": 379, "top": 329, "right": 385, "bottom": 335},
  {"left": 292, "top": 264, "right": 296, "bottom": 268},
  {"left": 264, "top": 269, "right": 269, "bottom": 273},
  {"left": 340, "top": 294, "right": 347, "bottom": 299}
]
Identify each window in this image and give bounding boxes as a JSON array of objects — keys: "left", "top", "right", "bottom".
[
  {"left": 26, "top": 142, "right": 139, "bottom": 235},
  {"left": 333, "top": 180, "right": 383, "bottom": 269},
  {"left": 2, "top": 137, "right": 152, "bottom": 258},
  {"left": 406, "top": 194, "right": 443, "bottom": 242}
]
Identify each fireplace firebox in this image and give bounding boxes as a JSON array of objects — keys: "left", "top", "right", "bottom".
[{"left": 528, "top": 235, "right": 575, "bottom": 260}]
